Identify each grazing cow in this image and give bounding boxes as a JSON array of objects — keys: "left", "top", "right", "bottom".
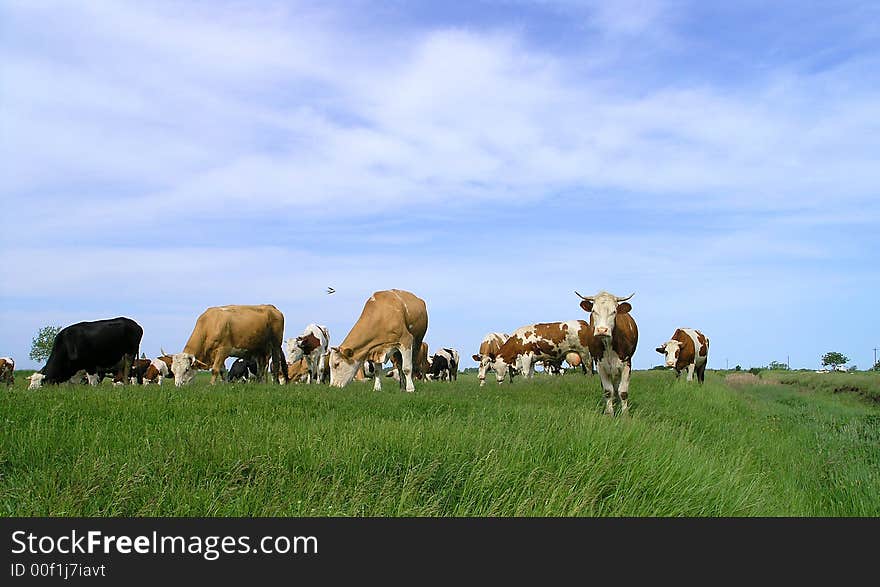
[
  {"left": 26, "top": 317, "right": 143, "bottom": 389},
  {"left": 656, "top": 328, "right": 710, "bottom": 383},
  {"left": 144, "top": 354, "right": 174, "bottom": 385},
  {"left": 0, "top": 357, "right": 14, "bottom": 386},
  {"left": 429, "top": 348, "right": 459, "bottom": 381},
  {"left": 170, "top": 304, "right": 287, "bottom": 387},
  {"left": 329, "top": 289, "right": 428, "bottom": 392},
  {"left": 286, "top": 324, "right": 330, "bottom": 384},
  {"left": 117, "top": 358, "right": 151, "bottom": 385},
  {"left": 543, "top": 358, "right": 565, "bottom": 375},
  {"left": 575, "top": 291, "right": 639, "bottom": 416},
  {"left": 227, "top": 357, "right": 259, "bottom": 382},
  {"left": 472, "top": 333, "right": 510, "bottom": 387},
  {"left": 287, "top": 358, "right": 310, "bottom": 383},
  {"left": 489, "top": 321, "right": 593, "bottom": 384}
]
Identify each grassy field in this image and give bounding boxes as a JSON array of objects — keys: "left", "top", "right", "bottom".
[{"left": 2, "top": 369, "right": 878, "bottom": 516}]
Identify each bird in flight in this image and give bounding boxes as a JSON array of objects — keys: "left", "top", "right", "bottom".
[{"left": 326, "top": 287, "right": 336, "bottom": 295}]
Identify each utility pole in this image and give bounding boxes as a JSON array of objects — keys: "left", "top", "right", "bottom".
[
  {"left": 874, "top": 347, "right": 878, "bottom": 370},
  {"left": 787, "top": 355, "right": 790, "bottom": 370},
  {"left": 726, "top": 358, "right": 729, "bottom": 370}
]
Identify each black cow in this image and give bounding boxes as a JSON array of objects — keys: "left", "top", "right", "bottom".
[
  {"left": 227, "top": 358, "right": 259, "bottom": 382},
  {"left": 27, "top": 317, "right": 143, "bottom": 389},
  {"left": 429, "top": 352, "right": 451, "bottom": 381}
]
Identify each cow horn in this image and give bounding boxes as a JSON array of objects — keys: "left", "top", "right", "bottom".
[
  {"left": 615, "top": 292, "right": 635, "bottom": 302},
  {"left": 160, "top": 347, "right": 168, "bottom": 357},
  {"left": 574, "top": 291, "right": 594, "bottom": 301}
]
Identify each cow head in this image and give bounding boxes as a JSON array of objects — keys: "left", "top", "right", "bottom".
[
  {"left": 656, "top": 340, "right": 681, "bottom": 368},
  {"left": 489, "top": 354, "right": 520, "bottom": 384},
  {"left": 171, "top": 353, "right": 209, "bottom": 387},
  {"left": 328, "top": 347, "right": 358, "bottom": 388},
  {"left": 575, "top": 291, "right": 634, "bottom": 339},
  {"left": 27, "top": 372, "right": 45, "bottom": 390}
]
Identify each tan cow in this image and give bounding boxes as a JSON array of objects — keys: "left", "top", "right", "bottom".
[
  {"left": 0, "top": 357, "right": 14, "bottom": 386},
  {"left": 472, "top": 332, "right": 510, "bottom": 387},
  {"left": 656, "top": 328, "right": 709, "bottom": 383},
  {"left": 170, "top": 304, "right": 288, "bottom": 386},
  {"left": 329, "top": 289, "right": 428, "bottom": 392},
  {"left": 287, "top": 358, "right": 310, "bottom": 383},
  {"left": 576, "top": 291, "right": 639, "bottom": 416}
]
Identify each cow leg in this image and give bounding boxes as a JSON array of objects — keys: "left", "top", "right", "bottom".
[
  {"left": 686, "top": 363, "right": 695, "bottom": 382},
  {"left": 397, "top": 345, "right": 416, "bottom": 393},
  {"left": 597, "top": 364, "right": 615, "bottom": 416},
  {"left": 372, "top": 366, "right": 383, "bottom": 391},
  {"left": 210, "top": 354, "right": 227, "bottom": 385},
  {"left": 618, "top": 363, "right": 632, "bottom": 417},
  {"left": 696, "top": 364, "right": 706, "bottom": 384},
  {"left": 315, "top": 353, "right": 324, "bottom": 385}
]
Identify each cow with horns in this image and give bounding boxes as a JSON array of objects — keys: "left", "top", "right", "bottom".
[{"left": 575, "top": 291, "right": 638, "bottom": 416}]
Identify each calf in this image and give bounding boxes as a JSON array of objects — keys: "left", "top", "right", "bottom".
[
  {"left": 0, "top": 357, "right": 14, "bottom": 386},
  {"left": 228, "top": 358, "right": 259, "bottom": 382},
  {"left": 656, "top": 328, "right": 709, "bottom": 383},
  {"left": 575, "top": 291, "right": 638, "bottom": 416}
]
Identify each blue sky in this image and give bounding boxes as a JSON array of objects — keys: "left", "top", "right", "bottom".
[{"left": 2, "top": 0, "right": 878, "bottom": 371}]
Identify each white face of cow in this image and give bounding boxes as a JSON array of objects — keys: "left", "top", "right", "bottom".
[
  {"left": 577, "top": 291, "right": 633, "bottom": 339},
  {"left": 474, "top": 354, "right": 493, "bottom": 384},
  {"left": 171, "top": 353, "right": 198, "bottom": 387},
  {"left": 490, "top": 356, "right": 519, "bottom": 383},
  {"left": 656, "top": 341, "right": 681, "bottom": 368},
  {"left": 27, "top": 372, "right": 45, "bottom": 390},
  {"left": 328, "top": 348, "right": 358, "bottom": 388}
]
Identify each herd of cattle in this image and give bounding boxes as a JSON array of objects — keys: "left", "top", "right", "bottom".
[{"left": 9, "top": 288, "right": 710, "bottom": 416}]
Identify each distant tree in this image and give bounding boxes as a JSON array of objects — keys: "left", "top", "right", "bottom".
[
  {"left": 848, "top": 365, "right": 858, "bottom": 372},
  {"left": 748, "top": 367, "right": 762, "bottom": 376},
  {"left": 821, "top": 352, "right": 848, "bottom": 371},
  {"left": 29, "top": 325, "right": 62, "bottom": 363},
  {"left": 734, "top": 365, "right": 741, "bottom": 371},
  {"left": 650, "top": 365, "right": 667, "bottom": 370},
  {"left": 768, "top": 361, "right": 790, "bottom": 371}
]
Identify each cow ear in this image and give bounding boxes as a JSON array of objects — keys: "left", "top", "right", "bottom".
[
  {"left": 655, "top": 346, "right": 665, "bottom": 354},
  {"left": 472, "top": 354, "right": 481, "bottom": 362},
  {"left": 580, "top": 300, "right": 593, "bottom": 312},
  {"left": 617, "top": 302, "right": 632, "bottom": 313},
  {"left": 342, "top": 347, "right": 354, "bottom": 359}
]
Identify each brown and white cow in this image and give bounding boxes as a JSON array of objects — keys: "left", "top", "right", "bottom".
[
  {"left": 656, "top": 328, "right": 709, "bottom": 383},
  {"left": 0, "top": 357, "right": 14, "bottom": 386},
  {"left": 329, "top": 289, "right": 428, "bottom": 392},
  {"left": 286, "top": 324, "right": 330, "bottom": 384},
  {"left": 171, "top": 304, "right": 288, "bottom": 386},
  {"left": 472, "top": 332, "right": 510, "bottom": 387},
  {"left": 575, "top": 291, "right": 638, "bottom": 416},
  {"left": 144, "top": 354, "right": 174, "bottom": 385},
  {"left": 489, "top": 321, "right": 593, "bottom": 384}
]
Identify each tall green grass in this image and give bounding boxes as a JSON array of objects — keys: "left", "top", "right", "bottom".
[{"left": 1, "top": 370, "right": 878, "bottom": 516}]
